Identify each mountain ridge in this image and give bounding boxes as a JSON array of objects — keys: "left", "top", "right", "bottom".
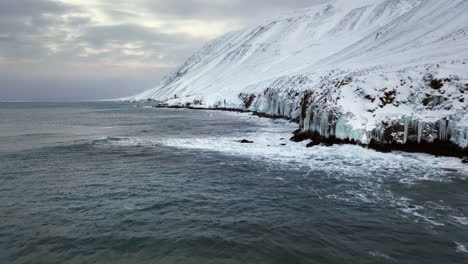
[{"left": 126, "top": 0, "right": 468, "bottom": 155}]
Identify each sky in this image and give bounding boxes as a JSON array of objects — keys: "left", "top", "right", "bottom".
[{"left": 0, "top": 0, "right": 327, "bottom": 101}]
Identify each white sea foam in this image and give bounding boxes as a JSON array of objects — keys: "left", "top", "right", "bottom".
[
  {"left": 159, "top": 113, "right": 467, "bottom": 178},
  {"left": 94, "top": 112, "right": 467, "bottom": 228},
  {"left": 455, "top": 242, "right": 468, "bottom": 254},
  {"left": 369, "top": 251, "right": 392, "bottom": 260},
  {"left": 451, "top": 216, "right": 468, "bottom": 226}
]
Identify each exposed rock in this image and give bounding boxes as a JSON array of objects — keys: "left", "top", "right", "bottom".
[
  {"left": 306, "top": 141, "right": 320, "bottom": 148},
  {"left": 127, "top": 0, "right": 468, "bottom": 158},
  {"left": 240, "top": 93, "right": 257, "bottom": 109},
  {"left": 430, "top": 79, "right": 444, "bottom": 90}
]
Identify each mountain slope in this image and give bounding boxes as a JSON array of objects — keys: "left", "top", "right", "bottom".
[{"left": 128, "top": 0, "right": 468, "bottom": 155}]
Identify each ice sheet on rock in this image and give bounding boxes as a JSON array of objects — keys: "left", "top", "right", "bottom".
[{"left": 123, "top": 0, "right": 468, "bottom": 149}]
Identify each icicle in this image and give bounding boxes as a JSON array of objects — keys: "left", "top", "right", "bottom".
[
  {"left": 270, "top": 96, "right": 276, "bottom": 115},
  {"left": 264, "top": 94, "right": 271, "bottom": 114},
  {"left": 367, "top": 131, "right": 373, "bottom": 143},
  {"left": 303, "top": 107, "right": 312, "bottom": 131},
  {"left": 417, "top": 121, "right": 424, "bottom": 144},
  {"left": 335, "top": 115, "right": 350, "bottom": 140},
  {"left": 411, "top": 119, "right": 418, "bottom": 142},
  {"left": 446, "top": 121, "right": 453, "bottom": 142},
  {"left": 403, "top": 116, "right": 411, "bottom": 144},
  {"left": 438, "top": 120, "right": 447, "bottom": 142},
  {"left": 311, "top": 110, "right": 322, "bottom": 135},
  {"left": 273, "top": 97, "right": 278, "bottom": 115},
  {"left": 284, "top": 102, "right": 291, "bottom": 118},
  {"left": 278, "top": 99, "right": 284, "bottom": 116},
  {"left": 357, "top": 129, "right": 368, "bottom": 144},
  {"left": 334, "top": 114, "right": 369, "bottom": 143},
  {"left": 462, "top": 127, "right": 468, "bottom": 149},
  {"left": 319, "top": 112, "right": 329, "bottom": 137}
]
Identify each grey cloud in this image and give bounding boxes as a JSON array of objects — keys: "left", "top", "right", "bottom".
[
  {"left": 0, "top": 0, "right": 86, "bottom": 60},
  {"left": 0, "top": 0, "right": 329, "bottom": 101},
  {"left": 66, "top": 15, "right": 92, "bottom": 26},
  {"left": 0, "top": 0, "right": 204, "bottom": 64},
  {"left": 105, "top": 9, "right": 140, "bottom": 20},
  {"left": 0, "top": 0, "right": 328, "bottom": 63},
  {"left": 0, "top": 0, "right": 78, "bottom": 17},
  {"left": 81, "top": 24, "right": 187, "bottom": 46},
  {"left": 68, "top": 23, "right": 205, "bottom": 65},
  {"left": 140, "top": 0, "right": 328, "bottom": 23}
]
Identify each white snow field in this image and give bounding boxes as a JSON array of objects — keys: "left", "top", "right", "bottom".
[{"left": 126, "top": 0, "right": 468, "bottom": 154}]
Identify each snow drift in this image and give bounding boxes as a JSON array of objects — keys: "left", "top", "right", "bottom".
[{"left": 127, "top": 0, "right": 468, "bottom": 156}]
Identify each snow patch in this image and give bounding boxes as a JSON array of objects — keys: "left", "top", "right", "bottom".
[{"left": 124, "top": 0, "right": 467, "bottom": 151}]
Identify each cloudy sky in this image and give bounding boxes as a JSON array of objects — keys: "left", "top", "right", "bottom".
[{"left": 0, "top": 0, "right": 326, "bottom": 101}]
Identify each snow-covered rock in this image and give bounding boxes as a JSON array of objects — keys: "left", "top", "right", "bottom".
[{"left": 126, "top": 0, "right": 468, "bottom": 155}]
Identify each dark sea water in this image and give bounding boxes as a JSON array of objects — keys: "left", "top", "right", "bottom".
[{"left": 0, "top": 102, "right": 467, "bottom": 264}]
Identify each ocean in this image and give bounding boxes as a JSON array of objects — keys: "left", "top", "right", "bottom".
[{"left": 0, "top": 102, "right": 467, "bottom": 263}]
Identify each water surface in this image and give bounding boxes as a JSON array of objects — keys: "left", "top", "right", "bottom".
[{"left": 0, "top": 102, "right": 467, "bottom": 263}]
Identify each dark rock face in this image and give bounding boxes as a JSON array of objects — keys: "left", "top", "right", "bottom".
[
  {"left": 240, "top": 93, "right": 257, "bottom": 109},
  {"left": 295, "top": 91, "right": 467, "bottom": 157},
  {"left": 292, "top": 130, "right": 467, "bottom": 158},
  {"left": 462, "top": 157, "right": 468, "bottom": 163},
  {"left": 295, "top": 131, "right": 353, "bottom": 148},
  {"left": 306, "top": 141, "right": 320, "bottom": 148},
  {"left": 424, "top": 74, "right": 445, "bottom": 90},
  {"left": 379, "top": 90, "right": 397, "bottom": 107},
  {"left": 153, "top": 99, "right": 467, "bottom": 158},
  {"left": 300, "top": 92, "right": 312, "bottom": 121},
  {"left": 430, "top": 79, "right": 444, "bottom": 89}
]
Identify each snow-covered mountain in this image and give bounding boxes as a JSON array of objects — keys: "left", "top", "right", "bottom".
[{"left": 127, "top": 0, "right": 468, "bottom": 155}]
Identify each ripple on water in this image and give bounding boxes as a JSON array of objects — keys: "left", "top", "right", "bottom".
[{"left": 1, "top": 104, "right": 467, "bottom": 264}]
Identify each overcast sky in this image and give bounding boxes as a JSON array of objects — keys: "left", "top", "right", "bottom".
[{"left": 0, "top": 0, "right": 326, "bottom": 101}]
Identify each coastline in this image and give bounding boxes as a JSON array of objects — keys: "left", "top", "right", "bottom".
[{"left": 152, "top": 104, "right": 468, "bottom": 159}]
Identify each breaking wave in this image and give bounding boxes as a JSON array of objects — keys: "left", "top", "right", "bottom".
[
  {"left": 2, "top": 103, "right": 467, "bottom": 263},
  {"left": 152, "top": 113, "right": 468, "bottom": 228}
]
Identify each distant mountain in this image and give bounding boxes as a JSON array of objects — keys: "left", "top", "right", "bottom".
[{"left": 127, "top": 0, "right": 468, "bottom": 155}]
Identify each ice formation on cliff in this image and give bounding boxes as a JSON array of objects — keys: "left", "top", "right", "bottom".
[{"left": 126, "top": 0, "right": 468, "bottom": 153}]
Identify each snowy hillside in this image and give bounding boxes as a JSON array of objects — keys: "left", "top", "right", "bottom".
[{"left": 127, "top": 0, "right": 468, "bottom": 156}]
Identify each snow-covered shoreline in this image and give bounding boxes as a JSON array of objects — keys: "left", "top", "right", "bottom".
[
  {"left": 124, "top": 0, "right": 467, "bottom": 157},
  {"left": 148, "top": 104, "right": 466, "bottom": 158}
]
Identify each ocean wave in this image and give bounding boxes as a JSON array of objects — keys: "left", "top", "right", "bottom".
[
  {"left": 152, "top": 114, "right": 468, "bottom": 228},
  {"left": 455, "top": 242, "right": 468, "bottom": 254}
]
